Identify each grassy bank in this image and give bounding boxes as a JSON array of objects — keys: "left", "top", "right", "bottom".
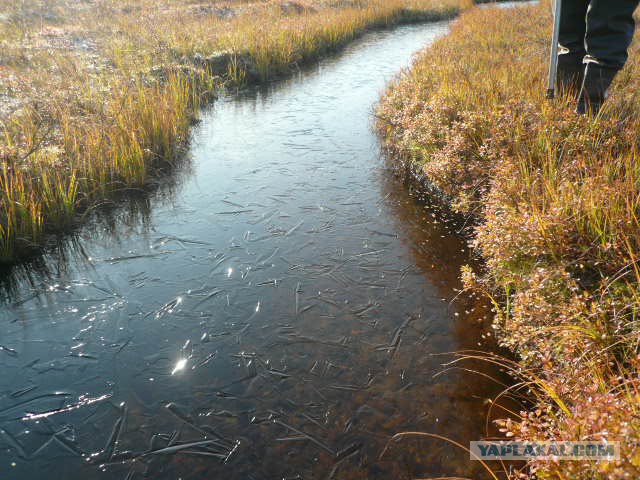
[
  {"left": 0, "top": 0, "right": 470, "bottom": 263},
  {"left": 378, "top": 1, "right": 640, "bottom": 478}
]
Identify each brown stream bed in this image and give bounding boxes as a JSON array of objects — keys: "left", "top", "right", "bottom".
[{"left": 0, "top": 18, "right": 518, "bottom": 480}]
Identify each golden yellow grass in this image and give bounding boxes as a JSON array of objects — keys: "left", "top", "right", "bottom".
[
  {"left": 377, "top": 1, "right": 640, "bottom": 478},
  {"left": 0, "top": 0, "right": 469, "bottom": 261}
]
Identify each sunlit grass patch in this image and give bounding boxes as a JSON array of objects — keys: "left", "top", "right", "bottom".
[{"left": 0, "top": 0, "right": 468, "bottom": 262}]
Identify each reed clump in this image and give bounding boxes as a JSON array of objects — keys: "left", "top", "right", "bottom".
[
  {"left": 378, "top": 2, "right": 640, "bottom": 478},
  {"left": 0, "top": 0, "right": 469, "bottom": 262}
]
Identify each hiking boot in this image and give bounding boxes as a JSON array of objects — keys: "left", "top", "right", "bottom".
[
  {"left": 557, "top": 53, "right": 585, "bottom": 96},
  {"left": 577, "top": 63, "right": 619, "bottom": 115}
]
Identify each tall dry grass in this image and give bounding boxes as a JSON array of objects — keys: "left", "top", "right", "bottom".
[
  {"left": 0, "top": 0, "right": 469, "bottom": 261},
  {"left": 377, "top": 1, "right": 640, "bottom": 478}
]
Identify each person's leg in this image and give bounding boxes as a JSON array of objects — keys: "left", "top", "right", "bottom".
[
  {"left": 579, "top": 0, "right": 640, "bottom": 113},
  {"left": 558, "top": 0, "right": 589, "bottom": 92},
  {"left": 584, "top": 0, "right": 639, "bottom": 68}
]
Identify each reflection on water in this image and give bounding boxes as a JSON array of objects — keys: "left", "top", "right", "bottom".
[{"left": 0, "top": 20, "right": 514, "bottom": 480}]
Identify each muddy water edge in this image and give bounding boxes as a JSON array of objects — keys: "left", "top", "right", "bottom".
[{"left": 0, "top": 13, "right": 518, "bottom": 480}]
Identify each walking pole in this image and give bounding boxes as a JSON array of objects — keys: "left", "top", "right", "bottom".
[{"left": 546, "top": 0, "right": 562, "bottom": 99}]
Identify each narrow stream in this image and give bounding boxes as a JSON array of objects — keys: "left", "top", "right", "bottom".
[{"left": 1, "top": 18, "right": 513, "bottom": 480}]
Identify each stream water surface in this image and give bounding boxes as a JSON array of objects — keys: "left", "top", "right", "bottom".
[{"left": 1, "top": 18, "right": 514, "bottom": 480}]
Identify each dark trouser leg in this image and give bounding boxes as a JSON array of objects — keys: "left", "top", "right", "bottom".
[
  {"left": 578, "top": 0, "right": 640, "bottom": 113},
  {"left": 558, "top": 0, "right": 589, "bottom": 92},
  {"left": 584, "top": 0, "right": 639, "bottom": 68}
]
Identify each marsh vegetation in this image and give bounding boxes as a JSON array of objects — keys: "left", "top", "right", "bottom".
[
  {"left": 378, "top": 1, "right": 640, "bottom": 478},
  {"left": 0, "top": 0, "right": 470, "bottom": 262}
]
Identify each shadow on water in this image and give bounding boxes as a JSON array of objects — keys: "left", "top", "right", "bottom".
[{"left": 0, "top": 12, "right": 528, "bottom": 480}]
